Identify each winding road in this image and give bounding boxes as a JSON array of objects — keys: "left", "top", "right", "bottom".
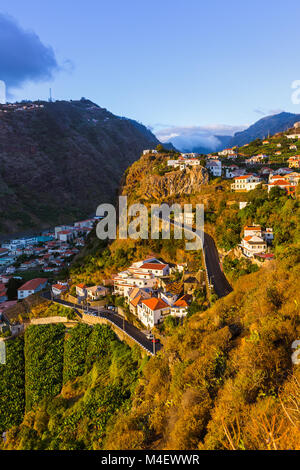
[
  {"left": 154, "top": 212, "right": 232, "bottom": 298},
  {"left": 42, "top": 291, "right": 162, "bottom": 355}
]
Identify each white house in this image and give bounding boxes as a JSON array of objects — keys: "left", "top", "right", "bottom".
[
  {"left": 18, "top": 278, "right": 48, "bottom": 300},
  {"left": 243, "top": 225, "right": 262, "bottom": 238},
  {"left": 241, "top": 236, "right": 267, "bottom": 258},
  {"left": 137, "top": 262, "right": 170, "bottom": 277},
  {"left": 170, "top": 294, "right": 192, "bottom": 317},
  {"left": 231, "top": 174, "right": 262, "bottom": 191},
  {"left": 52, "top": 283, "right": 68, "bottom": 296},
  {"left": 57, "top": 230, "right": 76, "bottom": 243},
  {"left": 76, "top": 283, "right": 87, "bottom": 297},
  {"left": 137, "top": 297, "right": 170, "bottom": 328},
  {"left": 86, "top": 285, "right": 109, "bottom": 300},
  {"left": 114, "top": 270, "right": 157, "bottom": 297},
  {"left": 218, "top": 148, "right": 236, "bottom": 156},
  {"left": 206, "top": 159, "right": 222, "bottom": 177}
]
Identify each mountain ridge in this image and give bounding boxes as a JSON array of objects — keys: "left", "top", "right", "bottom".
[{"left": 0, "top": 99, "right": 160, "bottom": 235}]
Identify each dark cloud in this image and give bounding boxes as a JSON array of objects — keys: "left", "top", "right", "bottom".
[{"left": 0, "top": 14, "right": 59, "bottom": 89}]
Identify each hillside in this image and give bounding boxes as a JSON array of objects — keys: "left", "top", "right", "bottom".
[
  {"left": 230, "top": 112, "right": 300, "bottom": 148},
  {"left": 0, "top": 99, "right": 159, "bottom": 236},
  {"left": 1, "top": 140, "right": 299, "bottom": 451}
]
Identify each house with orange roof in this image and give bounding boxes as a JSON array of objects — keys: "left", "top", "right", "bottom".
[
  {"left": 288, "top": 156, "right": 300, "bottom": 168},
  {"left": 170, "top": 294, "right": 192, "bottom": 317},
  {"left": 128, "top": 287, "right": 152, "bottom": 315},
  {"left": 76, "top": 283, "right": 87, "bottom": 297},
  {"left": 267, "top": 179, "right": 296, "bottom": 196},
  {"left": 137, "top": 297, "right": 170, "bottom": 328},
  {"left": 240, "top": 235, "right": 267, "bottom": 258},
  {"left": 52, "top": 283, "right": 68, "bottom": 297},
  {"left": 244, "top": 225, "right": 262, "bottom": 238},
  {"left": 231, "top": 174, "right": 262, "bottom": 191}
]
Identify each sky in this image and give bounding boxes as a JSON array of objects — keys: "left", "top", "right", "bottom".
[{"left": 1, "top": 0, "right": 300, "bottom": 149}]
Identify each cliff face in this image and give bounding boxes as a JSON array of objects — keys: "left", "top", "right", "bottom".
[
  {"left": 0, "top": 99, "right": 160, "bottom": 235},
  {"left": 121, "top": 153, "right": 209, "bottom": 202}
]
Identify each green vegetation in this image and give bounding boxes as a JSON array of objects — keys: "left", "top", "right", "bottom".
[
  {"left": 2, "top": 324, "right": 146, "bottom": 450},
  {"left": 0, "top": 337, "right": 25, "bottom": 433},
  {"left": 223, "top": 256, "right": 259, "bottom": 281},
  {"left": 24, "top": 324, "right": 65, "bottom": 410}
]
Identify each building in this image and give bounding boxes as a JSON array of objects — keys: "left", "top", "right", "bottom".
[
  {"left": 57, "top": 230, "right": 76, "bottom": 243},
  {"left": 17, "top": 278, "right": 48, "bottom": 300},
  {"left": 114, "top": 270, "right": 157, "bottom": 297},
  {"left": 76, "top": 283, "right": 87, "bottom": 297},
  {"left": 231, "top": 174, "right": 262, "bottom": 191},
  {"left": 288, "top": 156, "right": 300, "bottom": 168},
  {"left": 160, "top": 291, "right": 178, "bottom": 306},
  {"left": 263, "top": 228, "right": 274, "bottom": 242},
  {"left": 267, "top": 179, "right": 296, "bottom": 196},
  {"left": 52, "top": 283, "right": 68, "bottom": 296},
  {"left": 86, "top": 285, "right": 109, "bottom": 300},
  {"left": 137, "top": 297, "right": 169, "bottom": 328},
  {"left": 206, "top": 159, "right": 222, "bottom": 177},
  {"left": 244, "top": 225, "right": 262, "bottom": 238},
  {"left": 137, "top": 262, "right": 170, "bottom": 277},
  {"left": 170, "top": 294, "right": 192, "bottom": 317},
  {"left": 218, "top": 148, "right": 236, "bottom": 156},
  {"left": 143, "top": 149, "right": 158, "bottom": 155},
  {"left": 128, "top": 287, "right": 152, "bottom": 315},
  {"left": 240, "top": 235, "right": 267, "bottom": 258},
  {"left": 246, "top": 154, "right": 268, "bottom": 165}
]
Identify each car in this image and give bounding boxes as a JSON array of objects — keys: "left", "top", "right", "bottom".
[
  {"left": 107, "top": 306, "right": 115, "bottom": 311},
  {"left": 151, "top": 337, "right": 159, "bottom": 343},
  {"left": 146, "top": 333, "right": 154, "bottom": 340}
]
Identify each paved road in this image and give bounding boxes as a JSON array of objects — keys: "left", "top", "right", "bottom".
[
  {"left": 154, "top": 213, "right": 232, "bottom": 298},
  {"left": 42, "top": 291, "right": 162, "bottom": 355},
  {"left": 203, "top": 233, "right": 232, "bottom": 298}
]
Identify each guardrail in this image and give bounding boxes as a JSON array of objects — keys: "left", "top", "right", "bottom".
[{"left": 48, "top": 295, "right": 155, "bottom": 356}]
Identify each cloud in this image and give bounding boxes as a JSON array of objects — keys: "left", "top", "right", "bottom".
[
  {"left": 254, "top": 108, "right": 284, "bottom": 117},
  {"left": 154, "top": 124, "right": 247, "bottom": 152},
  {"left": 0, "top": 13, "right": 60, "bottom": 90}
]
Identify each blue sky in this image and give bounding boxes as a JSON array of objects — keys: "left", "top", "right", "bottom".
[{"left": 1, "top": 0, "right": 300, "bottom": 144}]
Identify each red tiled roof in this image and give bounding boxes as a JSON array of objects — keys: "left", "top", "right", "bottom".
[
  {"left": 18, "top": 278, "right": 47, "bottom": 291},
  {"left": 52, "top": 284, "right": 67, "bottom": 290},
  {"left": 140, "top": 263, "right": 167, "bottom": 270},
  {"left": 173, "top": 294, "right": 191, "bottom": 308},
  {"left": 141, "top": 297, "right": 168, "bottom": 311},
  {"left": 235, "top": 174, "right": 255, "bottom": 180}
]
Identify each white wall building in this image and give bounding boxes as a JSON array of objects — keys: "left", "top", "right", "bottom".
[
  {"left": 18, "top": 278, "right": 48, "bottom": 300},
  {"left": 206, "top": 159, "right": 222, "bottom": 177},
  {"left": 231, "top": 174, "right": 262, "bottom": 191},
  {"left": 137, "top": 297, "right": 169, "bottom": 328}
]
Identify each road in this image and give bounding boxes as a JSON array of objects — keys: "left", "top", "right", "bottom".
[
  {"left": 42, "top": 291, "right": 162, "bottom": 355},
  {"left": 154, "top": 212, "right": 232, "bottom": 298}
]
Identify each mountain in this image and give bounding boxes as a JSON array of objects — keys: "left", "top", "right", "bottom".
[
  {"left": 0, "top": 99, "right": 160, "bottom": 236},
  {"left": 229, "top": 111, "right": 300, "bottom": 147}
]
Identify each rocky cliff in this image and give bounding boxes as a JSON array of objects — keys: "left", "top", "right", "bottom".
[{"left": 121, "top": 153, "right": 209, "bottom": 202}]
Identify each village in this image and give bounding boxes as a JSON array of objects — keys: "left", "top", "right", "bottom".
[{"left": 0, "top": 124, "right": 299, "bottom": 339}]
